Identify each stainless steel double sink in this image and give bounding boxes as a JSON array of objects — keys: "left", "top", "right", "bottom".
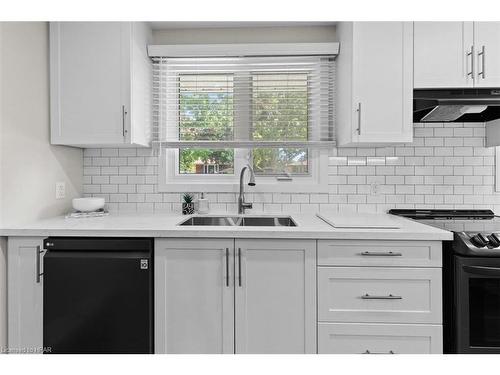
[{"left": 178, "top": 215, "right": 297, "bottom": 227}]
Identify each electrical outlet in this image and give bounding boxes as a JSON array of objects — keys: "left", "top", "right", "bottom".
[
  {"left": 55, "top": 182, "right": 66, "bottom": 200},
  {"left": 370, "top": 182, "right": 379, "bottom": 195}
]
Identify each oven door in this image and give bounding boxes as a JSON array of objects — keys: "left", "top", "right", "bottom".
[{"left": 456, "top": 256, "right": 500, "bottom": 353}]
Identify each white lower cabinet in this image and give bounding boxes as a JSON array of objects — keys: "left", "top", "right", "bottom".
[
  {"left": 318, "top": 323, "right": 443, "bottom": 354},
  {"left": 318, "top": 267, "right": 442, "bottom": 324},
  {"left": 154, "top": 238, "right": 316, "bottom": 354},
  {"left": 6, "top": 236, "right": 444, "bottom": 355},
  {"left": 7, "top": 237, "right": 45, "bottom": 353},
  {"left": 234, "top": 239, "right": 316, "bottom": 354},
  {"left": 154, "top": 239, "right": 234, "bottom": 354},
  {"left": 317, "top": 240, "right": 443, "bottom": 354}
]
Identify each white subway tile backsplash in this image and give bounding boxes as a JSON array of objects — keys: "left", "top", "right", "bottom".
[
  {"left": 84, "top": 148, "right": 101, "bottom": 157},
  {"left": 101, "top": 185, "right": 118, "bottom": 194},
  {"left": 101, "top": 167, "right": 119, "bottom": 175},
  {"left": 128, "top": 176, "right": 146, "bottom": 185},
  {"left": 109, "top": 157, "right": 128, "bottom": 166},
  {"left": 110, "top": 176, "right": 127, "bottom": 184},
  {"left": 83, "top": 123, "right": 499, "bottom": 214},
  {"left": 119, "top": 166, "right": 136, "bottom": 175},
  {"left": 101, "top": 148, "right": 119, "bottom": 157},
  {"left": 137, "top": 185, "right": 155, "bottom": 194},
  {"left": 92, "top": 176, "right": 109, "bottom": 184},
  {"left": 118, "top": 149, "right": 137, "bottom": 157},
  {"left": 291, "top": 194, "right": 309, "bottom": 204},
  {"left": 118, "top": 185, "right": 136, "bottom": 194},
  {"left": 273, "top": 193, "right": 291, "bottom": 203}
]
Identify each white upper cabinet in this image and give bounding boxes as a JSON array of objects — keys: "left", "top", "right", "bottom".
[
  {"left": 336, "top": 22, "right": 414, "bottom": 147},
  {"left": 414, "top": 22, "right": 474, "bottom": 88},
  {"left": 414, "top": 22, "right": 500, "bottom": 88},
  {"left": 473, "top": 22, "right": 500, "bottom": 87},
  {"left": 50, "top": 22, "right": 152, "bottom": 147}
]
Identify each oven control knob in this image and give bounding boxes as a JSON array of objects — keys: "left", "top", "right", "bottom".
[
  {"left": 470, "top": 233, "right": 489, "bottom": 248},
  {"left": 488, "top": 233, "right": 500, "bottom": 248}
]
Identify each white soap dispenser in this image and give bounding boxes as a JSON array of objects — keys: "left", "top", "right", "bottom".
[{"left": 197, "top": 193, "right": 210, "bottom": 214}]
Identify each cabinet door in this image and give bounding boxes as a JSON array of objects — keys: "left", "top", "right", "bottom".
[
  {"left": 50, "top": 22, "right": 130, "bottom": 146},
  {"left": 154, "top": 239, "right": 234, "bottom": 354},
  {"left": 474, "top": 22, "right": 500, "bottom": 87},
  {"left": 351, "top": 22, "right": 413, "bottom": 144},
  {"left": 414, "top": 22, "right": 474, "bottom": 88},
  {"left": 7, "top": 237, "right": 45, "bottom": 353},
  {"left": 234, "top": 239, "right": 316, "bottom": 354}
]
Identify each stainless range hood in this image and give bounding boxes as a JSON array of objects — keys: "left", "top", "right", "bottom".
[{"left": 414, "top": 89, "right": 500, "bottom": 123}]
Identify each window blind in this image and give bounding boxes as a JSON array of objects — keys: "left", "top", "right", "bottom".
[{"left": 152, "top": 56, "right": 335, "bottom": 148}]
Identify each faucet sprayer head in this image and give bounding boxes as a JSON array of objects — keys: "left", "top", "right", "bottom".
[{"left": 247, "top": 164, "right": 256, "bottom": 186}]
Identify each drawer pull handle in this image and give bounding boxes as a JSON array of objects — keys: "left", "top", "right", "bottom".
[
  {"left": 361, "top": 294, "right": 402, "bottom": 300},
  {"left": 363, "top": 350, "right": 395, "bottom": 354},
  {"left": 360, "top": 251, "right": 402, "bottom": 257}
]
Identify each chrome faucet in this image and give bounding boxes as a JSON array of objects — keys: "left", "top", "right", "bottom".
[{"left": 238, "top": 164, "right": 256, "bottom": 214}]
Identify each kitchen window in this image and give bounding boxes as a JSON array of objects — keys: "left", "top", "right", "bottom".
[{"left": 152, "top": 55, "right": 334, "bottom": 192}]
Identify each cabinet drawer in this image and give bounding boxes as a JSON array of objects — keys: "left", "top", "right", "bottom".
[
  {"left": 318, "top": 267, "right": 442, "bottom": 324},
  {"left": 318, "top": 240, "right": 442, "bottom": 267},
  {"left": 318, "top": 323, "right": 443, "bottom": 354}
]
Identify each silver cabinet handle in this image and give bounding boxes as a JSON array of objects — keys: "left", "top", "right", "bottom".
[
  {"left": 478, "top": 45, "right": 485, "bottom": 79},
  {"left": 36, "top": 245, "right": 44, "bottom": 284},
  {"left": 361, "top": 294, "right": 402, "bottom": 300},
  {"left": 225, "top": 248, "right": 230, "bottom": 287},
  {"left": 237, "top": 248, "right": 242, "bottom": 287},
  {"left": 363, "top": 350, "right": 395, "bottom": 354},
  {"left": 467, "top": 46, "right": 474, "bottom": 78},
  {"left": 360, "top": 251, "right": 402, "bottom": 257},
  {"left": 356, "top": 102, "right": 362, "bottom": 135},
  {"left": 122, "top": 105, "right": 128, "bottom": 138}
]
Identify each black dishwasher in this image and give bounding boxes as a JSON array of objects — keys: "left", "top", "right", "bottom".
[{"left": 42, "top": 237, "right": 154, "bottom": 354}]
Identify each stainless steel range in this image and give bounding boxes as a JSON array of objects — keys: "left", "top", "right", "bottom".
[{"left": 390, "top": 209, "right": 500, "bottom": 353}]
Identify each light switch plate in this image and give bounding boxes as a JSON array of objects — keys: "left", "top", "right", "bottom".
[{"left": 55, "top": 181, "right": 66, "bottom": 199}]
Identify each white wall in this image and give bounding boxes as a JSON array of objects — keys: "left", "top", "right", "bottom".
[
  {"left": 0, "top": 22, "right": 83, "bottom": 226},
  {"left": 0, "top": 22, "right": 83, "bottom": 350},
  {"left": 153, "top": 25, "right": 337, "bottom": 44}
]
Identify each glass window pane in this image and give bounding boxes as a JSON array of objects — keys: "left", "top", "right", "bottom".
[
  {"left": 253, "top": 148, "right": 308, "bottom": 175},
  {"left": 179, "top": 148, "right": 234, "bottom": 175},
  {"left": 179, "top": 74, "right": 234, "bottom": 141},
  {"left": 252, "top": 73, "right": 308, "bottom": 142}
]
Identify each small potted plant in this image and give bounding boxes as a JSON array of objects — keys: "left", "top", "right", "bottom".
[{"left": 182, "top": 193, "right": 195, "bottom": 215}]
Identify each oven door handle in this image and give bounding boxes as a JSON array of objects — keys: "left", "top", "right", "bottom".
[{"left": 463, "top": 265, "right": 500, "bottom": 277}]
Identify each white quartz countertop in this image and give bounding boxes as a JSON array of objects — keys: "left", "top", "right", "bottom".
[{"left": 0, "top": 212, "right": 453, "bottom": 241}]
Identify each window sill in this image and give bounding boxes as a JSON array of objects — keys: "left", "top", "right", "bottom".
[{"left": 158, "top": 181, "right": 329, "bottom": 193}]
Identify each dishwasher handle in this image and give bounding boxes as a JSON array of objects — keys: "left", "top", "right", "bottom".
[
  {"left": 43, "top": 237, "right": 153, "bottom": 251},
  {"left": 36, "top": 245, "right": 45, "bottom": 283}
]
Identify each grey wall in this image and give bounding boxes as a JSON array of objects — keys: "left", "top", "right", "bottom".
[{"left": 153, "top": 25, "right": 337, "bottom": 44}]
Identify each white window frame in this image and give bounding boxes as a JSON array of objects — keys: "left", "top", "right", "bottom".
[
  {"left": 154, "top": 44, "right": 335, "bottom": 193},
  {"left": 158, "top": 148, "right": 329, "bottom": 193}
]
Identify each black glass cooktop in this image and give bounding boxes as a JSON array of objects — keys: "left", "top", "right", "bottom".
[{"left": 388, "top": 209, "right": 495, "bottom": 220}]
